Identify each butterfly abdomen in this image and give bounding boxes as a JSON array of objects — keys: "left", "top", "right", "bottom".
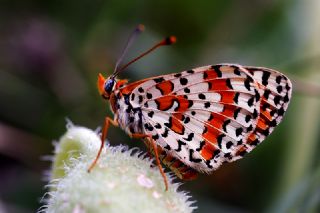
[{"left": 115, "top": 91, "right": 144, "bottom": 135}]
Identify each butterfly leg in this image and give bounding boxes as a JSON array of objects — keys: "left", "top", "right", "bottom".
[
  {"left": 129, "top": 133, "right": 150, "bottom": 138},
  {"left": 148, "top": 138, "right": 169, "bottom": 191},
  {"left": 87, "top": 117, "right": 118, "bottom": 173},
  {"left": 144, "top": 140, "right": 198, "bottom": 181},
  {"left": 129, "top": 133, "right": 168, "bottom": 191}
]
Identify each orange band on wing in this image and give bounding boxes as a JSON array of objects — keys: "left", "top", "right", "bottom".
[
  {"left": 155, "top": 95, "right": 191, "bottom": 112},
  {"left": 209, "top": 79, "right": 230, "bottom": 91},
  {"left": 200, "top": 142, "right": 216, "bottom": 160},
  {"left": 257, "top": 118, "right": 268, "bottom": 130},
  {"left": 220, "top": 91, "right": 236, "bottom": 104},
  {"left": 120, "top": 79, "right": 148, "bottom": 95},
  {"left": 202, "top": 125, "right": 219, "bottom": 144},
  {"left": 156, "top": 81, "right": 174, "bottom": 95},
  {"left": 203, "top": 68, "right": 219, "bottom": 80},
  {"left": 221, "top": 105, "right": 237, "bottom": 117},
  {"left": 207, "top": 113, "right": 225, "bottom": 130},
  {"left": 171, "top": 114, "right": 185, "bottom": 134}
]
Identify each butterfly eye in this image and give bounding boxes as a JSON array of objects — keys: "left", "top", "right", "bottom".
[{"left": 104, "top": 79, "right": 115, "bottom": 93}]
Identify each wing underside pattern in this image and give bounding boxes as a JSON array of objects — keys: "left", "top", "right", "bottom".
[{"left": 127, "top": 64, "right": 292, "bottom": 176}]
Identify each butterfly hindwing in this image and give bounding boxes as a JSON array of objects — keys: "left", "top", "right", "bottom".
[
  {"left": 144, "top": 138, "right": 198, "bottom": 180},
  {"left": 239, "top": 66, "right": 292, "bottom": 152}
]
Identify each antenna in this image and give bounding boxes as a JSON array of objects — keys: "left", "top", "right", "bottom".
[
  {"left": 113, "top": 36, "right": 176, "bottom": 76},
  {"left": 113, "top": 24, "right": 145, "bottom": 76}
]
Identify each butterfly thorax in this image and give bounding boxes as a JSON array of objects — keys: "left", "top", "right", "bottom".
[{"left": 112, "top": 90, "right": 144, "bottom": 135}]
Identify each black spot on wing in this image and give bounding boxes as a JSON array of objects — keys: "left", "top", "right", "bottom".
[
  {"left": 138, "top": 87, "right": 144, "bottom": 93},
  {"left": 184, "top": 133, "right": 194, "bottom": 141},
  {"left": 226, "top": 78, "right": 233, "bottom": 89},
  {"left": 233, "top": 92, "right": 239, "bottom": 104},
  {"left": 180, "top": 77, "right": 188, "bottom": 85},
  {"left": 247, "top": 125, "right": 253, "bottom": 132},
  {"left": 184, "top": 117, "right": 190, "bottom": 124},
  {"left": 205, "top": 160, "right": 213, "bottom": 169},
  {"left": 195, "top": 140, "right": 206, "bottom": 152},
  {"left": 245, "top": 115, "right": 252, "bottom": 123},
  {"left": 264, "top": 90, "right": 271, "bottom": 99},
  {"left": 152, "top": 134, "right": 159, "bottom": 140},
  {"left": 161, "top": 128, "right": 169, "bottom": 138},
  {"left": 247, "top": 97, "right": 254, "bottom": 107},
  {"left": 175, "top": 140, "right": 186, "bottom": 152},
  {"left": 131, "top": 93, "right": 135, "bottom": 101},
  {"left": 269, "top": 119, "right": 277, "bottom": 127},
  {"left": 255, "top": 89, "right": 260, "bottom": 102},
  {"left": 154, "top": 77, "right": 165, "bottom": 83},
  {"left": 233, "top": 108, "right": 241, "bottom": 119},
  {"left": 234, "top": 67, "right": 241, "bottom": 75},
  {"left": 253, "top": 109, "right": 258, "bottom": 119},
  {"left": 222, "top": 120, "right": 231, "bottom": 132},
  {"left": 198, "top": 93, "right": 206, "bottom": 99},
  {"left": 164, "top": 144, "right": 171, "bottom": 150},
  {"left": 235, "top": 128, "right": 243, "bottom": 137},
  {"left": 144, "top": 123, "right": 154, "bottom": 131},
  {"left": 284, "top": 94, "right": 289, "bottom": 103},
  {"left": 212, "top": 65, "right": 222, "bottom": 77},
  {"left": 262, "top": 71, "right": 271, "bottom": 86},
  {"left": 276, "top": 75, "right": 282, "bottom": 84},
  {"left": 164, "top": 117, "right": 173, "bottom": 128},
  {"left": 213, "top": 149, "right": 221, "bottom": 158},
  {"left": 278, "top": 107, "right": 285, "bottom": 116},
  {"left": 148, "top": 111, "right": 154, "bottom": 118},
  {"left": 285, "top": 83, "right": 291, "bottom": 91},
  {"left": 224, "top": 152, "right": 232, "bottom": 160},
  {"left": 146, "top": 93, "right": 152, "bottom": 99},
  {"left": 189, "top": 149, "right": 202, "bottom": 163},
  {"left": 226, "top": 141, "right": 233, "bottom": 149},
  {"left": 217, "top": 134, "right": 225, "bottom": 148},
  {"left": 244, "top": 78, "right": 251, "bottom": 91},
  {"left": 155, "top": 123, "right": 162, "bottom": 129},
  {"left": 274, "top": 95, "right": 281, "bottom": 105}
]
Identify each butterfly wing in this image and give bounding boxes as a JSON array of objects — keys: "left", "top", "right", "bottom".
[
  {"left": 240, "top": 66, "right": 292, "bottom": 152},
  {"left": 128, "top": 64, "right": 282, "bottom": 175},
  {"left": 123, "top": 64, "right": 291, "bottom": 177}
]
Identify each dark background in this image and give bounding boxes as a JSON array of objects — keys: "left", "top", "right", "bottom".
[{"left": 0, "top": 0, "right": 320, "bottom": 212}]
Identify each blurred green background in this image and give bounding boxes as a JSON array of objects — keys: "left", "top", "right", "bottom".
[{"left": 0, "top": 0, "right": 320, "bottom": 212}]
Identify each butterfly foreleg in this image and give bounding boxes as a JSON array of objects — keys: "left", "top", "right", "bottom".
[{"left": 87, "top": 117, "right": 118, "bottom": 172}]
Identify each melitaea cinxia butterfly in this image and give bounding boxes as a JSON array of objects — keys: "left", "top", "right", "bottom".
[{"left": 88, "top": 25, "right": 292, "bottom": 190}]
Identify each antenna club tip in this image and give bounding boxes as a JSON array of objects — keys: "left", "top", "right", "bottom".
[
  {"left": 165, "top": 36, "right": 177, "bottom": 45},
  {"left": 137, "top": 24, "right": 145, "bottom": 32}
]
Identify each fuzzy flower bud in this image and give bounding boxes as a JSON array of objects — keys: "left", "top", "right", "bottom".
[{"left": 41, "top": 123, "right": 196, "bottom": 213}]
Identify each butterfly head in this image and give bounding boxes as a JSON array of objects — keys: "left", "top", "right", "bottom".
[{"left": 97, "top": 73, "right": 116, "bottom": 99}]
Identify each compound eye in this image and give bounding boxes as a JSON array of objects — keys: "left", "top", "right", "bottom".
[{"left": 104, "top": 79, "right": 115, "bottom": 93}]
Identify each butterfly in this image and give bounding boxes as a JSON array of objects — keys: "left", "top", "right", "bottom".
[{"left": 87, "top": 25, "right": 292, "bottom": 190}]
